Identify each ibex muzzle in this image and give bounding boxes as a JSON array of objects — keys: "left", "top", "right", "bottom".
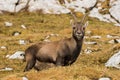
[{"left": 24, "top": 13, "right": 88, "bottom": 72}]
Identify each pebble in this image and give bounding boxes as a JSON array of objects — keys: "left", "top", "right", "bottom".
[
  {"left": 21, "top": 25, "right": 27, "bottom": 29},
  {"left": 84, "top": 42, "right": 97, "bottom": 45},
  {"left": 1, "top": 46, "right": 7, "bottom": 49},
  {"left": 22, "top": 76, "right": 28, "bottom": 80},
  {"left": 106, "top": 35, "right": 119, "bottom": 38},
  {"left": 19, "top": 39, "right": 26, "bottom": 45},
  {"left": 91, "top": 36, "right": 101, "bottom": 39},
  {"left": 0, "top": 67, "right": 13, "bottom": 71},
  {"left": 99, "top": 77, "right": 111, "bottom": 80},
  {"left": 4, "top": 21, "right": 13, "bottom": 27},
  {"left": 12, "top": 31, "right": 21, "bottom": 36},
  {"left": 84, "top": 48, "right": 92, "bottom": 54}
]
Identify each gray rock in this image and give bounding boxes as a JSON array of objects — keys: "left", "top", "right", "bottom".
[
  {"left": 106, "top": 35, "right": 119, "bottom": 38},
  {"left": 19, "top": 39, "right": 26, "bottom": 45},
  {"left": 91, "top": 36, "right": 101, "bottom": 39},
  {"left": 44, "top": 39, "right": 51, "bottom": 42},
  {"left": 8, "top": 51, "right": 25, "bottom": 59},
  {"left": 99, "top": 77, "right": 111, "bottom": 80},
  {"left": 21, "top": 25, "right": 27, "bottom": 29},
  {"left": 1, "top": 46, "right": 7, "bottom": 50},
  {"left": 4, "top": 21, "right": 13, "bottom": 27},
  {"left": 84, "top": 48, "right": 92, "bottom": 54},
  {"left": 108, "top": 40, "right": 114, "bottom": 44},
  {"left": 109, "top": 0, "right": 120, "bottom": 24},
  {"left": 84, "top": 41, "right": 97, "bottom": 45},
  {"left": 108, "top": 39, "right": 120, "bottom": 44},
  {"left": 105, "top": 51, "right": 120, "bottom": 69},
  {"left": 114, "top": 38, "right": 120, "bottom": 43},
  {"left": 22, "top": 76, "right": 28, "bottom": 80},
  {"left": 12, "top": 31, "right": 21, "bottom": 36},
  {"left": 0, "top": 67, "right": 13, "bottom": 71}
]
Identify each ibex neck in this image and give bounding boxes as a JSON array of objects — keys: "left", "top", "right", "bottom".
[{"left": 72, "top": 36, "right": 84, "bottom": 47}]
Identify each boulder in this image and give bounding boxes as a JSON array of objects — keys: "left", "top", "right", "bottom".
[{"left": 105, "top": 51, "right": 120, "bottom": 69}]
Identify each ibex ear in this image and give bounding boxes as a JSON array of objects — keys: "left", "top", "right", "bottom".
[{"left": 83, "top": 21, "right": 88, "bottom": 29}]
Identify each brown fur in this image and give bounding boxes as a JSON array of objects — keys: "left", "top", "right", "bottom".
[{"left": 24, "top": 14, "right": 88, "bottom": 72}]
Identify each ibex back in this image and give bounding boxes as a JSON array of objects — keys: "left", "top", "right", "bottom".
[{"left": 24, "top": 14, "right": 88, "bottom": 72}]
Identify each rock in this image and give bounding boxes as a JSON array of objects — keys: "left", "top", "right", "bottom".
[
  {"left": 109, "top": 0, "right": 120, "bottom": 24},
  {"left": 99, "top": 77, "right": 111, "bottom": 80},
  {"left": 21, "top": 25, "right": 27, "bottom": 29},
  {"left": 44, "top": 39, "right": 51, "bottom": 42},
  {"left": 108, "top": 40, "right": 114, "bottom": 44},
  {"left": 84, "top": 48, "right": 92, "bottom": 54},
  {"left": 65, "top": 0, "right": 97, "bottom": 13},
  {"left": 1, "top": 46, "right": 7, "bottom": 50},
  {"left": 22, "top": 76, "right": 28, "bottom": 80},
  {"left": 8, "top": 51, "right": 25, "bottom": 59},
  {"left": 12, "top": 31, "right": 21, "bottom": 36},
  {"left": 50, "top": 33, "right": 59, "bottom": 37},
  {"left": 108, "top": 39, "right": 120, "bottom": 44},
  {"left": 0, "top": 67, "right": 13, "bottom": 71},
  {"left": 91, "top": 36, "right": 101, "bottom": 39},
  {"left": 4, "top": 21, "right": 13, "bottom": 27},
  {"left": 106, "top": 35, "right": 119, "bottom": 38},
  {"left": 84, "top": 41, "right": 97, "bottom": 45},
  {"left": 19, "top": 39, "right": 26, "bottom": 45},
  {"left": 0, "top": 0, "right": 120, "bottom": 26},
  {"left": 28, "top": 0, "right": 70, "bottom": 14},
  {"left": 114, "top": 38, "right": 120, "bottom": 43},
  {"left": 89, "top": 8, "right": 116, "bottom": 23},
  {"left": 0, "top": 0, "right": 28, "bottom": 13},
  {"left": 105, "top": 51, "right": 120, "bottom": 69},
  {"left": 6, "top": 54, "right": 10, "bottom": 58}
]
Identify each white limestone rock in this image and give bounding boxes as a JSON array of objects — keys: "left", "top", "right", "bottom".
[
  {"left": 8, "top": 51, "right": 25, "bottom": 59},
  {"left": 105, "top": 51, "right": 120, "bottom": 69}
]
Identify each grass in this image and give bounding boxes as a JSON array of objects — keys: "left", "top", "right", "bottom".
[{"left": 0, "top": 12, "right": 120, "bottom": 80}]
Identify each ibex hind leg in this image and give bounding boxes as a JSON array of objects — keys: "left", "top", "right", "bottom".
[
  {"left": 55, "top": 56, "right": 65, "bottom": 66},
  {"left": 24, "top": 58, "right": 36, "bottom": 72}
]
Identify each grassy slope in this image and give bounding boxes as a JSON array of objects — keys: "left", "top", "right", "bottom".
[{"left": 0, "top": 12, "right": 120, "bottom": 80}]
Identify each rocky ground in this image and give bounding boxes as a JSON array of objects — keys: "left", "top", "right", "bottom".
[
  {"left": 0, "top": 12, "right": 120, "bottom": 80},
  {"left": 0, "top": 0, "right": 120, "bottom": 26}
]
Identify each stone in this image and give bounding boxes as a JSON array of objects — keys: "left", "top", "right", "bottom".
[
  {"left": 19, "top": 39, "right": 26, "bottom": 45},
  {"left": 21, "top": 25, "right": 27, "bottom": 29},
  {"left": 99, "top": 77, "right": 111, "bottom": 80},
  {"left": 91, "top": 36, "right": 101, "bottom": 39},
  {"left": 8, "top": 51, "right": 25, "bottom": 59},
  {"left": 22, "top": 76, "right": 28, "bottom": 80},
  {"left": 84, "top": 48, "right": 92, "bottom": 54},
  {"left": 12, "top": 31, "right": 21, "bottom": 36},
  {"left": 1, "top": 46, "right": 7, "bottom": 49},
  {"left": 84, "top": 41, "right": 97, "bottom": 45},
  {"left": 4, "top": 21, "right": 13, "bottom": 27},
  {"left": 0, "top": 67, "right": 13, "bottom": 71},
  {"left": 105, "top": 51, "right": 120, "bottom": 69}
]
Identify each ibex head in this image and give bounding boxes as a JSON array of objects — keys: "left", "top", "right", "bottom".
[{"left": 71, "top": 13, "right": 88, "bottom": 40}]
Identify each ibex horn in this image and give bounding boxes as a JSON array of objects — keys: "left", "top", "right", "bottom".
[
  {"left": 71, "top": 12, "right": 77, "bottom": 23},
  {"left": 80, "top": 13, "right": 87, "bottom": 24}
]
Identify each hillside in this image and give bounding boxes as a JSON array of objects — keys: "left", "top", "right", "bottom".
[{"left": 0, "top": 12, "right": 120, "bottom": 80}]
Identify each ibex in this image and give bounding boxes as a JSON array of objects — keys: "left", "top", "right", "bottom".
[{"left": 24, "top": 13, "right": 88, "bottom": 72}]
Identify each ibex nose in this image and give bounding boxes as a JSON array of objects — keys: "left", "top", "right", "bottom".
[{"left": 77, "top": 32, "right": 81, "bottom": 34}]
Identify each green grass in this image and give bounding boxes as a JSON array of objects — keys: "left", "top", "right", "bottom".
[{"left": 0, "top": 12, "right": 120, "bottom": 80}]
